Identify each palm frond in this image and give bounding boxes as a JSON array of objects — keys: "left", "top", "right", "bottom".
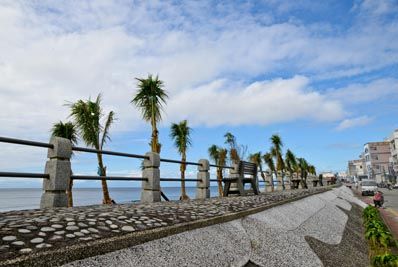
[
  {"left": 100, "top": 111, "right": 115, "bottom": 149},
  {"left": 132, "top": 74, "right": 168, "bottom": 123},
  {"left": 169, "top": 120, "right": 192, "bottom": 155},
  {"left": 51, "top": 121, "right": 78, "bottom": 145}
]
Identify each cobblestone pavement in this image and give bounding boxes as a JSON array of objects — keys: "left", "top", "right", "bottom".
[{"left": 0, "top": 187, "right": 329, "bottom": 262}]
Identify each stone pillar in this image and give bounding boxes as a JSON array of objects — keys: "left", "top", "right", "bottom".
[
  {"left": 276, "top": 171, "right": 283, "bottom": 191},
  {"left": 40, "top": 137, "right": 71, "bottom": 208},
  {"left": 141, "top": 152, "right": 161, "bottom": 203},
  {"left": 229, "top": 162, "right": 243, "bottom": 194},
  {"left": 196, "top": 159, "right": 210, "bottom": 199}
]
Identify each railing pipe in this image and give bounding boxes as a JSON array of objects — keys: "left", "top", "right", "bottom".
[
  {"left": 71, "top": 175, "right": 147, "bottom": 181},
  {"left": 0, "top": 136, "right": 53, "bottom": 149},
  {"left": 0, "top": 172, "right": 49, "bottom": 179},
  {"left": 160, "top": 158, "right": 201, "bottom": 166},
  {"left": 72, "top": 146, "right": 149, "bottom": 160},
  {"left": 159, "top": 178, "right": 201, "bottom": 182}
]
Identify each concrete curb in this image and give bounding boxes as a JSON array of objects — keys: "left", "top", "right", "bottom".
[{"left": 1, "top": 187, "right": 335, "bottom": 267}]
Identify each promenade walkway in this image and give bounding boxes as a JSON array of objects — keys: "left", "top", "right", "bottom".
[
  {"left": 1, "top": 187, "right": 329, "bottom": 266},
  {"left": 1, "top": 186, "right": 368, "bottom": 267}
]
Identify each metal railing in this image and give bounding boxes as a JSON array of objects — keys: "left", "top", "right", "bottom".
[{"left": 0, "top": 135, "right": 235, "bottom": 208}]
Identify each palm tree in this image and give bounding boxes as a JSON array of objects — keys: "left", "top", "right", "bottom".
[
  {"left": 270, "top": 134, "right": 285, "bottom": 190},
  {"left": 249, "top": 152, "right": 266, "bottom": 183},
  {"left": 208, "top": 145, "right": 227, "bottom": 197},
  {"left": 285, "top": 149, "right": 297, "bottom": 188},
  {"left": 69, "top": 94, "right": 115, "bottom": 204},
  {"left": 224, "top": 132, "right": 239, "bottom": 163},
  {"left": 263, "top": 152, "right": 275, "bottom": 192},
  {"left": 297, "top": 157, "right": 309, "bottom": 189},
  {"left": 132, "top": 74, "right": 168, "bottom": 153},
  {"left": 170, "top": 120, "right": 192, "bottom": 200},
  {"left": 51, "top": 121, "right": 78, "bottom": 207}
]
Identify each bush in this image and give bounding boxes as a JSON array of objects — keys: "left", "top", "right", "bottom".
[
  {"left": 372, "top": 253, "right": 398, "bottom": 267},
  {"left": 363, "top": 206, "right": 397, "bottom": 266}
]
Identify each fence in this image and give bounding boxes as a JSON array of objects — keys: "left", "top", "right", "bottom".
[{"left": 0, "top": 136, "right": 234, "bottom": 208}]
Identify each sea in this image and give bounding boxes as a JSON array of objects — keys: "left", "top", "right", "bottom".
[{"left": 0, "top": 187, "right": 221, "bottom": 212}]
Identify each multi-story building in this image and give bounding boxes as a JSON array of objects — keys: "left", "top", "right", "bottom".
[
  {"left": 347, "top": 159, "right": 365, "bottom": 179},
  {"left": 363, "top": 141, "right": 391, "bottom": 182},
  {"left": 388, "top": 129, "right": 398, "bottom": 177}
]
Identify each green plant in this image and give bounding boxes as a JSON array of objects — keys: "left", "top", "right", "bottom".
[
  {"left": 69, "top": 94, "right": 115, "bottom": 204},
  {"left": 170, "top": 120, "right": 192, "bottom": 201},
  {"left": 372, "top": 253, "right": 398, "bottom": 267},
  {"left": 132, "top": 74, "right": 168, "bottom": 153}
]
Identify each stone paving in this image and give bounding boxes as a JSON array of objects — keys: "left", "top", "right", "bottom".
[
  {"left": 0, "top": 187, "right": 329, "bottom": 264},
  {"left": 64, "top": 186, "right": 368, "bottom": 267}
]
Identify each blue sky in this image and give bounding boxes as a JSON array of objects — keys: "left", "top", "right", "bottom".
[{"left": 0, "top": 0, "right": 397, "bottom": 188}]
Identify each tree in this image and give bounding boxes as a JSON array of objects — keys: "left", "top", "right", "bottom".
[
  {"left": 69, "top": 94, "right": 115, "bottom": 204},
  {"left": 170, "top": 120, "right": 192, "bottom": 200},
  {"left": 270, "top": 134, "right": 285, "bottom": 190},
  {"left": 285, "top": 149, "right": 297, "bottom": 188},
  {"left": 297, "top": 157, "right": 309, "bottom": 189},
  {"left": 263, "top": 152, "right": 275, "bottom": 192},
  {"left": 51, "top": 121, "right": 77, "bottom": 207},
  {"left": 224, "top": 132, "right": 240, "bottom": 163},
  {"left": 132, "top": 74, "right": 168, "bottom": 153},
  {"left": 209, "top": 145, "right": 227, "bottom": 196},
  {"left": 209, "top": 145, "right": 221, "bottom": 196},
  {"left": 249, "top": 152, "right": 266, "bottom": 185}
]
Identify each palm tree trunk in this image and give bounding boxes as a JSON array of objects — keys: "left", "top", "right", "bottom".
[
  {"left": 97, "top": 152, "right": 112, "bottom": 204},
  {"left": 281, "top": 171, "right": 285, "bottom": 190},
  {"left": 217, "top": 168, "right": 223, "bottom": 197},
  {"left": 67, "top": 178, "right": 73, "bottom": 207},
  {"left": 180, "top": 154, "right": 189, "bottom": 200},
  {"left": 259, "top": 165, "right": 266, "bottom": 192}
]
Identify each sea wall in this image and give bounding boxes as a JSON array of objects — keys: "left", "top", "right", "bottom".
[{"left": 64, "top": 186, "right": 368, "bottom": 267}]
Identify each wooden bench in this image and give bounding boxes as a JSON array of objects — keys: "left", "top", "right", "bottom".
[{"left": 223, "top": 161, "right": 259, "bottom": 196}]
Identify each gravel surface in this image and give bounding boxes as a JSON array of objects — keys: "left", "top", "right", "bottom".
[
  {"left": 306, "top": 203, "right": 369, "bottom": 267},
  {"left": 0, "top": 187, "right": 329, "bottom": 263}
]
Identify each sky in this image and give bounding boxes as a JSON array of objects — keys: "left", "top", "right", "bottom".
[{"left": 0, "top": 0, "right": 397, "bottom": 188}]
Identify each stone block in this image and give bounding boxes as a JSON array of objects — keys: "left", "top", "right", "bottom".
[
  {"left": 197, "top": 172, "right": 210, "bottom": 188},
  {"left": 140, "top": 190, "right": 161, "bottom": 203},
  {"left": 40, "top": 191, "right": 68, "bottom": 208},
  {"left": 230, "top": 163, "right": 239, "bottom": 174},
  {"left": 197, "top": 159, "right": 209, "bottom": 171},
  {"left": 43, "top": 159, "right": 70, "bottom": 191},
  {"left": 196, "top": 188, "right": 210, "bottom": 199},
  {"left": 47, "top": 137, "right": 72, "bottom": 160},
  {"left": 141, "top": 168, "right": 160, "bottom": 190},
  {"left": 143, "top": 152, "right": 160, "bottom": 168}
]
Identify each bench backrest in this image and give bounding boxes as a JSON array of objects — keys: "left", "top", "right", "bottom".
[{"left": 239, "top": 161, "right": 257, "bottom": 177}]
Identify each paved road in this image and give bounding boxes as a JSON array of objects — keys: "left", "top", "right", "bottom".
[{"left": 380, "top": 188, "right": 398, "bottom": 214}]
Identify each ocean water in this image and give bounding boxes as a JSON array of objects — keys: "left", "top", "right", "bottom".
[{"left": 0, "top": 187, "right": 222, "bottom": 212}]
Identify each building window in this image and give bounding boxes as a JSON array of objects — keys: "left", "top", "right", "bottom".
[{"left": 371, "top": 146, "right": 377, "bottom": 151}]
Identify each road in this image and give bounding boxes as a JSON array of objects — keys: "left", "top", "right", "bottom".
[{"left": 379, "top": 188, "right": 398, "bottom": 217}]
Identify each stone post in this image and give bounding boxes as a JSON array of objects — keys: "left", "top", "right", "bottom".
[
  {"left": 229, "top": 162, "right": 243, "bottom": 194},
  {"left": 40, "top": 137, "right": 71, "bottom": 208},
  {"left": 285, "top": 173, "right": 291, "bottom": 190},
  {"left": 196, "top": 159, "right": 210, "bottom": 199},
  {"left": 141, "top": 152, "right": 161, "bottom": 203}
]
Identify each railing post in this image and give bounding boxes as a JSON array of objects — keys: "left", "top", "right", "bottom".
[
  {"left": 196, "top": 159, "right": 210, "bottom": 199},
  {"left": 40, "top": 137, "right": 71, "bottom": 208},
  {"left": 141, "top": 152, "right": 160, "bottom": 203},
  {"left": 229, "top": 162, "right": 242, "bottom": 193}
]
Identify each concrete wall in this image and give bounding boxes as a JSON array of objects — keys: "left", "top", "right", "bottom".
[{"left": 64, "top": 186, "right": 367, "bottom": 267}]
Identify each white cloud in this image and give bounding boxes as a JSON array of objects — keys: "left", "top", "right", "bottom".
[
  {"left": 166, "top": 76, "right": 344, "bottom": 126},
  {"left": 326, "top": 78, "right": 398, "bottom": 104},
  {"left": 336, "top": 116, "right": 373, "bottom": 131}
]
